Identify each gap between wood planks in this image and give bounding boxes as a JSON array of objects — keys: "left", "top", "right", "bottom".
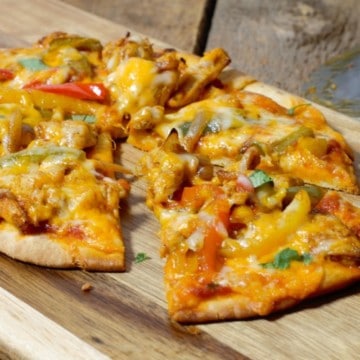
[{"left": 193, "top": 0, "right": 217, "bottom": 55}]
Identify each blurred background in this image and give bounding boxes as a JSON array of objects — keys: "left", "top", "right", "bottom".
[{"left": 62, "top": 0, "right": 360, "bottom": 116}]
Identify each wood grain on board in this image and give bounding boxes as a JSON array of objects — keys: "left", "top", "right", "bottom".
[{"left": 0, "top": 1, "right": 359, "bottom": 359}]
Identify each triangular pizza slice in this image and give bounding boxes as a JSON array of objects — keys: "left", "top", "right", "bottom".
[{"left": 140, "top": 138, "right": 360, "bottom": 322}]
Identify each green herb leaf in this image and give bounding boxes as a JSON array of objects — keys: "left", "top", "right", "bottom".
[
  {"left": 18, "top": 58, "right": 49, "bottom": 71},
  {"left": 134, "top": 252, "right": 151, "bottom": 264},
  {"left": 261, "top": 248, "right": 312, "bottom": 270},
  {"left": 249, "top": 169, "right": 273, "bottom": 188},
  {"left": 71, "top": 114, "right": 96, "bottom": 123},
  {"left": 272, "top": 248, "right": 302, "bottom": 269},
  {"left": 302, "top": 252, "right": 312, "bottom": 265},
  {"left": 287, "top": 103, "right": 311, "bottom": 116}
]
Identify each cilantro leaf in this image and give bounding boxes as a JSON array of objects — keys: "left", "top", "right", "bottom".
[
  {"left": 134, "top": 252, "right": 151, "bottom": 264},
  {"left": 18, "top": 58, "right": 49, "bottom": 71},
  {"left": 249, "top": 169, "right": 273, "bottom": 188},
  {"left": 302, "top": 252, "right": 312, "bottom": 265},
  {"left": 261, "top": 248, "right": 312, "bottom": 270}
]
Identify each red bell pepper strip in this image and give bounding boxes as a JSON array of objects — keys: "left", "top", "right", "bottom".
[
  {"left": 0, "top": 68, "right": 14, "bottom": 81},
  {"left": 23, "top": 82, "right": 108, "bottom": 101},
  {"left": 181, "top": 184, "right": 224, "bottom": 211},
  {"left": 201, "top": 222, "right": 224, "bottom": 272},
  {"left": 181, "top": 184, "right": 231, "bottom": 272},
  {"left": 200, "top": 197, "right": 231, "bottom": 272}
]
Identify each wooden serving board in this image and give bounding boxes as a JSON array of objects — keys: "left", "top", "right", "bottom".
[{"left": 0, "top": 1, "right": 359, "bottom": 359}]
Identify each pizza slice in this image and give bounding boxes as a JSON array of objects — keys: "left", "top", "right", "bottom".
[
  {"left": 0, "top": 143, "right": 128, "bottom": 271},
  {"left": 140, "top": 140, "right": 360, "bottom": 322},
  {"left": 0, "top": 32, "right": 103, "bottom": 91},
  {"left": 0, "top": 83, "right": 129, "bottom": 272},
  {"left": 134, "top": 89, "right": 358, "bottom": 195}
]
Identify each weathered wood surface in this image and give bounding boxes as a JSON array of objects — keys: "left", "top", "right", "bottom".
[
  {"left": 0, "top": 1, "right": 359, "bottom": 359},
  {"left": 60, "top": 0, "right": 212, "bottom": 53},
  {"left": 207, "top": 0, "right": 360, "bottom": 94},
  {"left": 49, "top": 0, "right": 360, "bottom": 98}
]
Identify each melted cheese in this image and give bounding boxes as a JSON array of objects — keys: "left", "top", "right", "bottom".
[
  {"left": 0, "top": 145, "right": 123, "bottom": 251},
  {"left": 154, "top": 94, "right": 301, "bottom": 165},
  {"left": 156, "top": 93, "right": 298, "bottom": 139},
  {"left": 279, "top": 143, "right": 358, "bottom": 193},
  {"left": 0, "top": 41, "right": 98, "bottom": 89},
  {"left": 106, "top": 57, "right": 177, "bottom": 116},
  {"left": 155, "top": 97, "right": 247, "bottom": 139}
]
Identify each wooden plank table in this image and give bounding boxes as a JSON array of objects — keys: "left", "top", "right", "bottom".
[
  {"left": 60, "top": 0, "right": 212, "bottom": 53},
  {"left": 207, "top": 0, "right": 360, "bottom": 94},
  {"left": 0, "top": 1, "right": 359, "bottom": 359},
  {"left": 63, "top": 0, "right": 360, "bottom": 96}
]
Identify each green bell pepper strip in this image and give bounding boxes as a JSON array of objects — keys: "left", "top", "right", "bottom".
[
  {"left": 0, "top": 146, "right": 85, "bottom": 169},
  {"left": 272, "top": 126, "right": 314, "bottom": 153}
]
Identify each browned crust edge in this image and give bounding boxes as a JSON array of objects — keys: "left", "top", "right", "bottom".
[
  {"left": 0, "top": 223, "right": 125, "bottom": 272},
  {"left": 170, "top": 294, "right": 300, "bottom": 324},
  {"left": 170, "top": 264, "right": 360, "bottom": 324}
]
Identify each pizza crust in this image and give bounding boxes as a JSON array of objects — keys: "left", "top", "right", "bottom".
[
  {"left": 168, "top": 263, "right": 360, "bottom": 323},
  {"left": 170, "top": 294, "right": 300, "bottom": 323},
  {"left": 219, "top": 69, "right": 257, "bottom": 91},
  {"left": 317, "top": 263, "right": 360, "bottom": 295},
  {"left": 0, "top": 223, "right": 125, "bottom": 271},
  {"left": 76, "top": 246, "right": 125, "bottom": 272},
  {"left": 243, "top": 80, "right": 360, "bottom": 150},
  {"left": 242, "top": 81, "right": 302, "bottom": 108}
]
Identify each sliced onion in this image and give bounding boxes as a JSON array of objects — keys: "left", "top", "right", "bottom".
[
  {"left": 236, "top": 174, "right": 254, "bottom": 193},
  {"left": 186, "top": 227, "right": 205, "bottom": 251},
  {"left": 182, "top": 110, "right": 208, "bottom": 152}
]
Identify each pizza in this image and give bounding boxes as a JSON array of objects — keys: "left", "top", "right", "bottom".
[
  {"left": 0, "top": 32, "right": 131, "bottom": 271},
  {"left": 139, "top": 88, "right": 360, "bottom": 322},
  {"left": 0, "top": 32, "right": 359, "bottom": 323}
]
